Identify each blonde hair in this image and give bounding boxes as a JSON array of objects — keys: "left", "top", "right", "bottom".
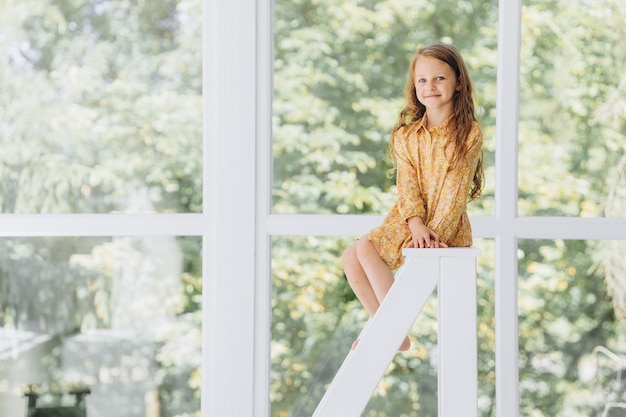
[{"left": 388, "top": 42, "right": 483, "bottom": 201}]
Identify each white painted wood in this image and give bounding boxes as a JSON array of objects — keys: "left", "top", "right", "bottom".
[
  {"left": 254, "top": 0, "right": 274, "bottom": 414},
  {"left": 312, "top": 254, "right": 439, "bottom": 417},
  {"left": 204, "top": 1, "right": 257, "bottom": 417},
  {"left": 1, "top": 214, "right": 626, "bottom": 240},
  {"left": 2, "top": 2, "right": 623, "bottom": 417},
  {"left": 0, "top": 214, "right": 204, "bottom": 236},
  {"left": 264, "top": 214, "right": 626, "bottom": 240},
  {"left": 312, "top": 248, "right": 479, "bottom": 417},
  {"left": 472, "top": 216, "right": 626, "bottom": 239},
  {"left": 495, "top": 0, "right": 523, "bottom": 416},
  {"left": 495, "top": 233, "right": 520, "bottom": 417},
  {"left": 495, "top": 0, "right": 521, "bottom": 224},
  {"left": 438, "top": 250, "right": 479, "bottom": 417}
]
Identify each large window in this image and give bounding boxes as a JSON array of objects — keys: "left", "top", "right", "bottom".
[
  {"left": 518, "top": 0, "right": 626, "bottom": 218},
  {"left": 269, "top": 0, "right": 626, "bottom": 416},
  {"left": 271, "top": 1, "right": 498, "bottom": 415},
  {"left": 0, "top": 1, "right": 202, "bottom": 416},
  {"left": 3, "top": 0, "right": 626, "bottom": 416},
  {"left": 517, "top": 239, "right": 626, "bottom": 417},
  {"left": 0, "top": 236, "right": 201, "bottom": 417},
  {"left": 0, "top": 0, "right": 202, "bottom": 214},
  {"left": 272, "top": 0, "right": 497, "bottom": 217}
]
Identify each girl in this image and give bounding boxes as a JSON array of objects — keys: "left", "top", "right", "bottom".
[{"left": 342, "top": 42, "right": 484, "bottom": 351}]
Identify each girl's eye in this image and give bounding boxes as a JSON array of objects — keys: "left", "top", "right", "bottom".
[
  {"left": 436, "top": 76, "right": 445, "bottom": 81},
  {"left": 417, "top": 79, "right": 426, "bottom": 83}
]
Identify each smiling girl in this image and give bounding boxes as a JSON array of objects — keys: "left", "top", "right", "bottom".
[{"left": 342, "top": 42, "right": 484, "bottom": 351}]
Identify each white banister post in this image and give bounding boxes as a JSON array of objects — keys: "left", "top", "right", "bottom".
[
  {"left": 436, "top": 248, "right": 480, "bottom": 417},
  {"left": 311, "top": 253, "right": 440, "bottom": 417},
  {"left": 311, "top": 247, "right": 480, "bottom": 417}
]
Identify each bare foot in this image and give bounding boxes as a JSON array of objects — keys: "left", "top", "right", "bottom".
[
  {"left": 399, "top": 336, "right": 411, "bottom": 351},
  {"left": 351, "top": 339, "right": 359, "bottom": 350},
  {"left": 351, "top": 336, "right": 411, "bottom": 351}
]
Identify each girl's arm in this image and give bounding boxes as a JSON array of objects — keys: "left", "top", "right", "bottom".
[
  {"left": 394, "top": 129, "right": 427, "bottom": 222},
  {"left": 429, "top": 125, "right": 483, "bottom": 243},
  {"left": 394, "top": 128, "right": 445, "bottom": 248}
]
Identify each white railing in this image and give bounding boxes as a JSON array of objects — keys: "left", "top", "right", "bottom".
[{"left": 312, "top": 247, "right": 480, "bottom": 417}]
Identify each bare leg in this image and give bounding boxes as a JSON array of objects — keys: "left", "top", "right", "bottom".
[
  {"left": 342, "top": 240, "right": 380, "bottom": 316},
  {"left": 354, "top": 237, "right": 396, "bottom": 305},
  {"left": 342, "top": 236, "right": 411, "bottom": 351}
]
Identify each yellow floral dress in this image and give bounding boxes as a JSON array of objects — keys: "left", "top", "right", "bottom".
[{"left": 368, "top": 115, "right": 483, "bottom": 270}]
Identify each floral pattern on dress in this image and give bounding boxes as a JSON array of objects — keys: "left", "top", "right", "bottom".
[{"left": 368, "top": 115, "right": 483, "bottom": 270}]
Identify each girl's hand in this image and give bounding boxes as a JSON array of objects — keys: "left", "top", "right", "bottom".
[{"left": 406, "top": 216, "right": 448, "bottom": 248}]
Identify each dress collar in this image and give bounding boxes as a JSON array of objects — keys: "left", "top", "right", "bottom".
[{"left": 414, "top": 114, "right": 452, "bottom": 132}]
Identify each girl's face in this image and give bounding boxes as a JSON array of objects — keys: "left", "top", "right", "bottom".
[{"left": 413, "top": 56, "right": 460, "bottom": 115}]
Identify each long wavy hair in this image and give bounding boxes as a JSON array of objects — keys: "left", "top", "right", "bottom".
[{"left": 388, "top": 42, "right": 484, "bottom": 201}]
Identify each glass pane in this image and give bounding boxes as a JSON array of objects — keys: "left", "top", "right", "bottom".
[
  {"left": 0, "top": 236, "right": 202, "bottom": 417},
  {"left": 271, "top": 236, "right": 495, "bottom": 417},
  {"left": 518, "top": 239, "right": 626, "bottom": 417},
  {"left": 273, "top": 0, "right": 498, "bottom": 216},
  {"left": 518, "top": 0, "right": 626, "bottom": 217},
  {"left": 0, "top": 0, "right": 202, "bottom": 214}
]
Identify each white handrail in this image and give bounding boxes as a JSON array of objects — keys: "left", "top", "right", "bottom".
[{"left": 311, "top": 247, "right": 480, "bottom": 417}]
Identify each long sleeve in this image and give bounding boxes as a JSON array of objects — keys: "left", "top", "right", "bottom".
[
  {"left": 428, "top": 124, "right": 482, "bottom": 243},
  {"left": 367, "top": 117, "right": 481, "bottom": 270},
  {"left": 394, "top": 128, "right": 426, "bottom": 222}
]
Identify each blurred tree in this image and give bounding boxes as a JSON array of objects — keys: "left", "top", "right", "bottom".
[
  {"left": 272, "top": 0, "right": 497, "bottom": 216},
  {"left": 0, "top": 0, "right": 202, "bottom": 214},
  {"left": 603, "top": 153, "right": 626, "bottom": 320},
  {"left": 518, "top": 0, "right": 626, "bottom": 217}
]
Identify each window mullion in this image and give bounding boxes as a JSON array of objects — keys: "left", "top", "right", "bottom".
[
  {"left": 495, "top": 0, "right": 523, "bottom": 416},
  {"left": 254, "top": 0, "right": 273, "bottom": 414},
  {"left": 204, "top": 0, "right": 257, "bottom": 416}
]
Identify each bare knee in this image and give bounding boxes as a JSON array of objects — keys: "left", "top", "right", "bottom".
[
  {"left": 355, "top": 236, "right": 378, "bottom": 261},
  {"left": 343, "top": 242, "right": 370, "bottom": 285},
  {"left": 342, "top": 242, "right": 359, "bottom": 271}
]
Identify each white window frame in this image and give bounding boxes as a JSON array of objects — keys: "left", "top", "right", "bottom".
[{"left": 2, "top": 1, "right": 626, "bottom": 417}]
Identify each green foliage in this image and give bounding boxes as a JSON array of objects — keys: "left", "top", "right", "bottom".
[
  {"left": 273, "top": 0, "right": 498, "bottom": 216},
  {"left": 518, "top": 239, "right": 619, "bottom": 416},
  {"left": 0, "top": 0, "right": 202, "bottom": 214},
  {"left": 518, "top": 0, "right": 626, "bottom": 217},
  {"left": 0, "top": 236, "right": 202, "bottom": 416},
  {"left": 0, "top": 237, "right": 101, "bottom": 333}
]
